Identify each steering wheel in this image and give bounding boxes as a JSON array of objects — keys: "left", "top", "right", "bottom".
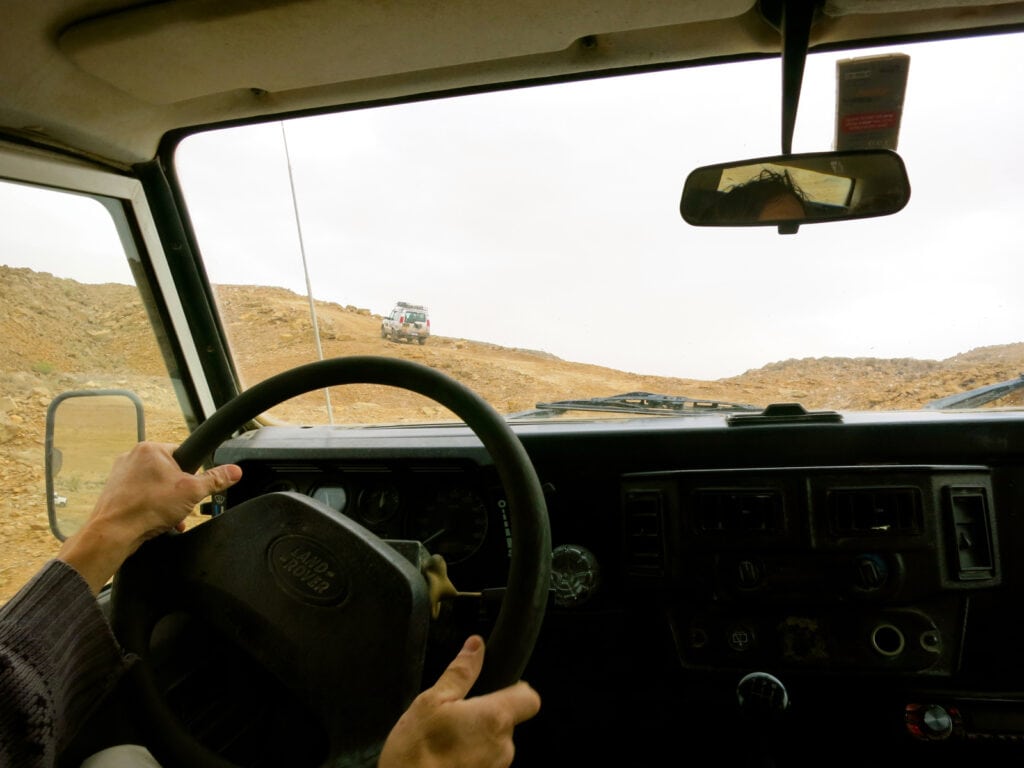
[{"left": 110, "top": 356, "right": 551, "bottom": 768}]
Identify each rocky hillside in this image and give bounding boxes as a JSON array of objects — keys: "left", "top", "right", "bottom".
[{"left": 2, "top": 263, "right": 1023, "bottom": 602}]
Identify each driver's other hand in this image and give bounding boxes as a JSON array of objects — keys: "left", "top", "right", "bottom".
[
  {"left": 378, "top": 634, "right": 540, "bottom": 768},
  {"left": 58, "top": 441, "right": 243, "bottom": 594}
]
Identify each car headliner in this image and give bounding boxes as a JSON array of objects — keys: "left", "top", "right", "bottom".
[{"left": 2, "top": 1, "right": 1024, "bottom": 168}]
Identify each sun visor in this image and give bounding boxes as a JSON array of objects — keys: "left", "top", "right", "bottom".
[{"left": 57, "top": 0, "right": 753, "bottom": 105}]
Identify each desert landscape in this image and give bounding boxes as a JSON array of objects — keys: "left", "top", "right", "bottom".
[{"left": 2, "top": 263, "right": 1023, "bottom": 603}]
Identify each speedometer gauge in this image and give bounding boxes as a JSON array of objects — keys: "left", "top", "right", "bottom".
[
  {"left": 410, "top": 486, "right": 489, "bottom": 564},
  {"left": 311, "top": 484, "right": 347, "bottom": 512}
]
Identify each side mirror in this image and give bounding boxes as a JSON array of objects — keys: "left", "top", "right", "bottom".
[
  {"left": 680, "top": 149, "right": 910, "bottom": 233},
  {"left": 45, "top": 390, "right": 145, "bottom": 541}
]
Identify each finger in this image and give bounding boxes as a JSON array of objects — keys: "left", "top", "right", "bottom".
[
  {"left": 477, "top": 681, "right": 542, "bottom": 725},
  {"left": 430, "top": 635, "right": 485, "bottom": 702}
]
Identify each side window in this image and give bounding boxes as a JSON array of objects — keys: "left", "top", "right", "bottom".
[{"left": 0, "top": 179, "right": 189, "bottom": 605}]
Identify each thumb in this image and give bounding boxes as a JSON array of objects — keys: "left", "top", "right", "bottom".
[
  {"left": 196, "top": 463, "right": 242, "bottom": 496},
  {"left": 430, "top": 635, "right": 485, "bottom": 702}
]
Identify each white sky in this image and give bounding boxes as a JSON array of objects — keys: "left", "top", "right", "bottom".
[{"left": 3, "top": 32, "right": 1023, "bottom": 381}]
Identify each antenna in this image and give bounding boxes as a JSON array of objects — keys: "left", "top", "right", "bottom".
[{"left": 281, "top": 121, "right": 334, "bottom": 423}]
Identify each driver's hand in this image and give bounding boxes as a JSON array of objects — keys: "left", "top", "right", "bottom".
[
  {"left": 378, "top": 634, "right": 540, "bottom": 768},
  {"left": 58, "top": 441, "right": 242, "bottom": 593}
]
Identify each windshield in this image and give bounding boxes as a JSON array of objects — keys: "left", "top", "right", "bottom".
[{"left": 174, "top": 31, "right": 1024, "bottom": 425}]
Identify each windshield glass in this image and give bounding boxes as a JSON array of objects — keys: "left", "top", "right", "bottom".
[{"left": 175, "top": 31, "right": 1024, "bottom": 425}]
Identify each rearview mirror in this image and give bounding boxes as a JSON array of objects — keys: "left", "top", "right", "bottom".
[
  {"left": 45, "top": 390, "right": 145, "bottom": 541},
  {"left": 680, "top": 149, "right": 910, "bottom": 232}
]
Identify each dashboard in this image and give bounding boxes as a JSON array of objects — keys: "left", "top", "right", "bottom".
[{"left": 210, "top": 410, "right": 1024, "bottom": 765}]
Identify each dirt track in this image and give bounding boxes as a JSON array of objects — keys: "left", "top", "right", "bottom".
[{"left": 2, "top": 264, "right": 1023, "bottom": 603}]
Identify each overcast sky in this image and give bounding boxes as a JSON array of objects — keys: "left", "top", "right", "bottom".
[{"left": 3, "top": 32, "right": 1022, "bottom": 381}]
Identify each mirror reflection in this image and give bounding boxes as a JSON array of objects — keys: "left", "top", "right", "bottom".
[
  {"left": 680, "top": 149, "right": 910, "bottom": 228},
  {"left": 45, "top": 391, "right": 144, "bottom": 540}
]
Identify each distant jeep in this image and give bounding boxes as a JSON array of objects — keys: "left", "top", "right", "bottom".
[{"left": 381, "top": 301, "right": 430, "bottom": 344}]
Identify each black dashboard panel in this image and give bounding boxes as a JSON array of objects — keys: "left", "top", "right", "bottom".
[
  {"left": 212, "top": 411, "right": 1024, "bottom": 765},
  {"left": 624, "top": 465, "right": 996, "bottom": 677}
]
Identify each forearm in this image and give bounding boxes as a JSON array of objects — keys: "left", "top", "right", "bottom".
[
  {"left": 58, "top": 523, "right": 138, "bottom": 595},
  {"left": 0, "top": 561, "right": 129, "bottom": 766}
]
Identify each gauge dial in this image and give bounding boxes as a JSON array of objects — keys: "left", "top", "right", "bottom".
[
  {"left": 356, "top": 485, "right": 401, "bottom": 525},
  {"left": 410, "top": 486, "right": 489, "bottom": 564},
  {"left": 311, "top": 484, "right": 347, "bottom": 512}
]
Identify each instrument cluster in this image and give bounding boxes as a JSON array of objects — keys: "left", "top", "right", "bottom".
[{"left": 234, "top": 461, "right": 509, "bottom": 576}]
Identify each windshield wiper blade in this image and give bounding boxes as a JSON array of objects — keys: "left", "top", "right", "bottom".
[
  {"left": 922, "top": 373, "right": 1024, "bottom": 410},
  {"left": 507, "top": 391, "right": 761, "bottom": 419}
]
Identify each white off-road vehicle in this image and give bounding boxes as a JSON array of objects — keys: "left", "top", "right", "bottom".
[{"left": 381, "top": 302, "right": 430, "bottom": 345}]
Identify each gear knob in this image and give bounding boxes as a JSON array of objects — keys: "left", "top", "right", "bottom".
[{"left": 737, "top": 671, "right": 790, "bottom": 717}]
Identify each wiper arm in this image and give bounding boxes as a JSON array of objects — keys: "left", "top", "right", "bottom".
[
  {"left": 507, "top": 391, "right": 761, "bottom": 419},
  {"left": 922, "top": 373, "right": 1024, "bottom": 410}
]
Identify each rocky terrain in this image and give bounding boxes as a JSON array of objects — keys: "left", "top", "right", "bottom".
[{"left": 2, "top": 263, "right": 1023, "bottom": 602}]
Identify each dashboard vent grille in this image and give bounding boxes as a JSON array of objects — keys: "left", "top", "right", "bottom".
[
  {"left": 693, "top": 489, "right": 782, "bottom": 533},
  {"left": 623, "top": 490, "right": 665, "bottom": 576},
  {"left": 828, "top": 487, "right": 922, "bottom": 535}
]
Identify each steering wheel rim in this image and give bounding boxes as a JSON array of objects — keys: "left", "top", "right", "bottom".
[{"left": 111, "top": 356, "right": 551, "bottom": 767}]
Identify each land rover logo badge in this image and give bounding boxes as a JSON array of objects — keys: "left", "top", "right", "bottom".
[{"left": 269, "top": 535, "right": 347, "bottom": 606}]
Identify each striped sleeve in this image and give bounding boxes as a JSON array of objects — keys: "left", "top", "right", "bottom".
[{"left": 0, "top": 559, "right": 129, "bottom": 767}]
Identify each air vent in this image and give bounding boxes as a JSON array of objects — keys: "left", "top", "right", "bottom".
[
  {"left": 623, "top": 490, "right": 665, "bottom": 576},
  {"left": 693, "top": 489, "right": 782, "bottom": 533},
  {"left": 828, "top": 487, "right": 922, "bottom": 535},
  {"left": 947, "top": 486, "right": 994, "bottom": 580}
]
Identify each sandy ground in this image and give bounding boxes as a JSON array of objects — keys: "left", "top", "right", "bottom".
[{"left": 2, "top": 264, "right": 1023, "bottom": 603}]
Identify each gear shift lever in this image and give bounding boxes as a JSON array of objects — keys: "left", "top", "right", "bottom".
[{"left": 736, "top": 671, "right": 790, "bottom": 767}]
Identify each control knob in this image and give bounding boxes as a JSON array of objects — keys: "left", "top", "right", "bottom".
[
  {"left": 550, "top": 544, "right": 600, "bottom": 607},
  {"left": 905, "top": 702, "right": 960, "bottom": 740}
]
